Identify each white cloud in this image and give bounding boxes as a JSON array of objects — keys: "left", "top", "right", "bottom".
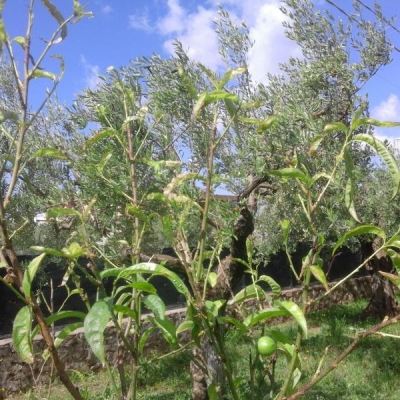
[
  {"left": 80, "top": 55, "right": 101, "bottom": 90},
  {"left": 247, "top": 2, "right": 301, "bottom": 82},
  {"left": 101, "top": 5, "right": 113, "bottom": 15},
  {"left": 129, "top": 12, "right": 153, "bottom": 32},
  {"left": 128, "top": 1, "right": 300, "bottom": 81},
  {"left": 372, "top": 94, "right": 400, "bottom": 121},
  {"left": 371, "top": 94, "right": 400, "bottom": 149},
  {"left": 160, "top": 5, "right": 221, "bottom": 69},
  {"left": 157, "top": 0, "right": 186, "bottom": 35}
]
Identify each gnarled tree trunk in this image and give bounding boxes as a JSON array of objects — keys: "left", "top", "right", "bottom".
[
  {"left": 189, "top": 203, "right": 254, "bottom": 399},
  {"left": 361, "top": 238, "right": 398, "bottom": 319}
]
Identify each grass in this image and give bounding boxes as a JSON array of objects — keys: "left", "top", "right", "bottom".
[{"left": 11, "top": 299, "right": 400, "bottom": 400}]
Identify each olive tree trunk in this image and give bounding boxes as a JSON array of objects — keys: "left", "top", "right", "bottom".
[
  {"left": 361, "top": 238, "right": 398, "bottom": 319},
  {"left": 190, "top": 205, "right": 254, "bottom": 399}
]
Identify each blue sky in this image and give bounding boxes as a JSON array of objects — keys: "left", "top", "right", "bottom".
[{"left": 3, "top": 0, "right": 400, "bottom": 142}]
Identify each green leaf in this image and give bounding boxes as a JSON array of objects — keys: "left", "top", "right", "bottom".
[
  {"left": 42, "top": 0, "right": 67, "bottom": 41},
  {"left": 73, "top": 0, "right": 84, "bottom": 17},
  {"left": 351, "top": 134, "right": 400, "bottom": 199},
  {"left": 12, "top": 306, "right": 34, "bottom": 364},
  {"left": 350, "top": 105, "right": 367, "bottom": 131},
  {"left": 31, "top": 246, "right": 65, "bottom": 257},
  {"left": 176, "top": 320, "right": 194, "bottom": 334},
  {"left": 142, "top": 159, "right": 182, "bottom": 173},
  {"left": 309, "top": 265, "right": 328, "bottom": 291},
  {"left": 386, "top": 236, "right": 400, "bottom": 249},
  {"left": 143, "top": 294, "right": 166, "bottom": 320},
  {"left": 333, "top": 225, "right": 386, "bottom": 255},
  {"left": 379, "top": 271, "right": 400, "bottom": 289},
  {"left": 82, "top": 196, "right": 97, "bottom": 222},
  {"left": 46, "top": 311, "right": 86, "bottom": 325},
  {"left": 13, "top": 36, "right": 25, "bottom": 47},
  {"left": 324, "top": 122, "right": 348, "bottom": 133},
  {"left": 361, "top": 117, "right": 400, "bottom": 128},
  {"left": 125, "top": 205, "right": 146, "bottom": 221},
  {"left": 193, "top": 93, "right": 207, "bottom": 117},
  {"left": 241, "top": 100, "right": 264, "bottom": 110},
  {"left": 275, "top": 300, "right": 307, "bottom": 338},
  {"left": 54, "top": 322, "right": 84, "bottom": 348},
  {"left": 246, "top": 238, "right": 254, "bottom": 263},
  {"left": 243, "top": 307, "right": 289, "bottom": 328},
  {"left": 239, "top": 117, "right": 261, "bottom": 124},
  {"left": 123, "top": 281, "right": 157, "bottom": 294},
  {"left": 113, "top": 304, "right": 136, "bottom": 319},
  {"left": 85, "top": 129, "right": 118, "bottom": 149},
  {"left": 217, "top": 316, "right": 247, "bottom": 335},
  {"left": 387, "top": 249, "right": 400, "bottom": 272},
  {"left": 30, "top": 148, "right": 69, "bottom": 160},
  {"left": 270, "top": 168, "right": 310, "bottom": 184},
  {"left": 62, "top": 242, "right": 86, "bottom": 259},
  {"left": 207, "top": 383, "right": 218, "bottom": 400},
  {"left": 119, "top": 263, "right": 190, "bottom": 298},
  {"left": 193, "top": 90, "right": 239, "bottom": 117},
  {"left": 290, "top": 368, "right": 302, "bottom": 394},
  {"left": 257, "top": 115, "right": 278, "bottom": 134},
  {"left": 309, "top": 134, "right": 325, "bottom": 156},
  {"left": 258, "top": 275, "right": 281, "bottom": 299},
  {"left": 149, "top": 316, "right": 178, "bottom": 348},
  {"left": 114, "top": 291, "right": 133, "bottom": 306},
  {"left": 22, "top": 254, "right": 46, "bottom": 295},
  {"left": 100, "top": 267, "right": 123, "bottom": 279},
  {"left": 52, "top": 54, "right": 65, "bottom": 79},
  {"left": 161, "top": 214, "right": 174, "bottom": 244},
  {"left": 164, "top": 172, "right": 204, "bottom": 194},
  {"left": 207, "top": 272, "right": 218, "bottom": 288},
  {"left": 343, "top": 147, "right": 359, "bottom": 221},
  {"left": 230, "top": 284, "right": 266, "bottom": 304},
  {"left": 84, "top": 298, "right": 112, "bottom": 364},
  {"left": 205, "top": 300, "right": 225, "bottom": 318},
  {"left": 224, "top": 98, "right": 239, "bottom": 133},
  {"left": 310, "top": 172, "right": 331, "bottom": 187},
  {"left": 177, "top": 65, "right": 198, "bottom": 99},
  {"left": 138, "top": 326, "right": 156, "bottom": 354},
  {"left": 197, "top": 64, "right": 219, "bottom": 89},
  {"left": 0, "top": 18, "right": 5, "bottom": 54},
  {"left": 281, "top": 220, "right": 290, "bottom": 246},
  {"left": 46, "top": 207, "right": 80, "bottom": 218},
  {"left": 268, "top": 329, "right": 293, "bottom": 345},
  {"left": 219, "top": 67, "right": 246, "bottom": 89},
  {"left": 97, "top": 152, "right": 113, "bottom": 174},
  {"left": 30, "top": 69, "right": 56, "bottom": 81}
]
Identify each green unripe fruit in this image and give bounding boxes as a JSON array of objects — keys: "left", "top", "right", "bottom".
[{"left": 257, "top": 336, "right": 277, "bottom": 357}]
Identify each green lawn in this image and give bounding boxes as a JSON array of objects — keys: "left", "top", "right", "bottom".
[{"left": 13, "top": 299, "right": 400, "bottom": 400}]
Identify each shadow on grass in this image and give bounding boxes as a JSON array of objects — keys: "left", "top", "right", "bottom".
[
  {"left": 296, "top": 300, "right": 400, "bottom": 399},
  {"left": 136, "top": 350, "right": 192, "bottom": 398}
]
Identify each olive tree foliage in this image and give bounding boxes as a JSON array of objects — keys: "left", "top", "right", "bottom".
[
  {"left": 0, "top": 55, "right": 84, "bottom": 252},
  {"left": 217, "top": 0, "right": 397, "bottom": 256},
  {"left": 67, "top": 67, "right": 185, "bottom": 256}
]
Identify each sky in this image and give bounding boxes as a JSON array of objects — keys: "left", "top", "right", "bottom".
[{"left": 3, "top": 0, "right": 400, "bottom": 143}]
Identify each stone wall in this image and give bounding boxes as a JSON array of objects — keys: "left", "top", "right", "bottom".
[{"left": 0, "top": 277, "right": 373, "bottom": 397}]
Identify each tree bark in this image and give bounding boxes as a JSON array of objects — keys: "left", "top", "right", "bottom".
[
  {"left": 190, "top": 205, "right": 254, "bottom": 399},
  {"left": 361, "top": 238, "right": 398, "bottom": 319}
]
